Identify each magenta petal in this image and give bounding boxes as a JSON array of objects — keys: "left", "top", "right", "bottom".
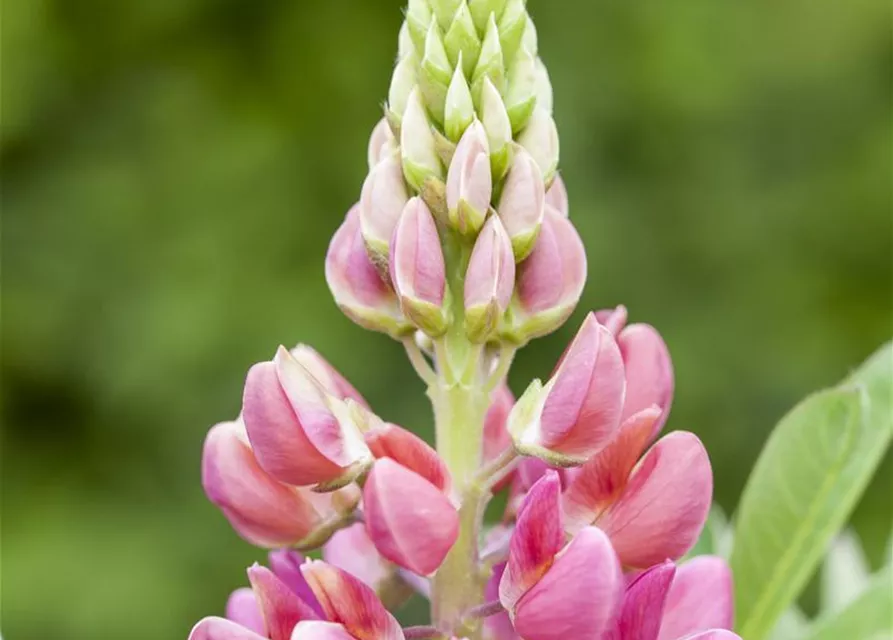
[
  {"left": 605, "top": 561, "right": 676, "bottom": 640},
  {"left": 242, "top": 360, "right": 344, "bottom": 486},
  {"left": 268, "top": 550, "right": 325, "bottom": 618},
  {"left": 598, "top": 432, "right": 713, "bottom": 568},
  {"left": 248, "top": 564, "right": 319, "bottom": 640},
  {"left": 512, "top": 527, "right": 623, "bottom": 640},
  {"left": 657, "top": 556, "right": 734, "bottom": 640},
  {"left": 301, "top": 560, "right": 403, "bottom": 640},
  {"left": 188, "top": 617, "right": 268, "bottom": 640},
  {"left": 499, "top": 471, "right": 564, "bottom": 612},
  {"left": 617, "top": 323, "right": 674, "bottom": 438},
  {"left": 226, "top": 589, "right": 265, "bottom": 636},
  {"left": 290, "top": 621, "right": 359, "bottom": 640},
  {"left": 485, "top": 563, "right": 521, "bottom": 640},
  {"left": 363, "top": 458, "right": 459, "bottom": 575}
]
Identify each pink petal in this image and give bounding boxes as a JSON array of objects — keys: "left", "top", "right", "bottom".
[
  {"left": 389, "top": 197, "right": 446, "bottom": 306},
  {"left": 226, "top": 588, "right": 265, "bottom": 636},
  {"left": 562, "top": 407, "right": 661, "bottom": 534},
  {"left": 290, "top": 344, "right": 369, "bottom": 408},
  {"left": 539, "top": 314, "right": 626, "bottom": 459},
  {"left": 363, "top": 458, "right": 459, "bottom": 575},
  {"left": 201, "top": 421, "right": 333, "bottom": 547},
  {"left": 499, "top": 471, "right": 564, "bottom": 612},
  {"left": 248, "top": 564, "right": 319, "bottom": 640},
  {"left": 617, "top": 323, "right": 674, "bottom": 439},
  {"left": 595, "top": 305, "right": 628, "bottom": 337},
  {"left": 188, "top": 617, "right": 268, "bottom": 640},
  {"left": 597, "top": 432, "right": 713, "bottom": 568},
  {"left": 290, "top": 621, "right": 358, "bottom": 640},
  {"left": 544, "top": 174, "right": 568, "bottom": 217},
  {"left": 604, "top": 561, "right": 676, "bottom": 640},
  {"left": 364, "top": 423, "right": 450, "bottom": 493},
  {"left": 677, "top": 632, "right": 741, "bottom": 640},
  {"left": 658, "top": 556, "right": 734, "bottom": 640},
  {"left": 323, "top": 523, "right": 392, "bottom": 591},
  {"left": 268, "top": 550, "right": 325, "bottom": 617},
  {"left": 512, "top": 527, "right": 623, "bottom": 640},
  {"left": 242, "top": 359, "right": 345, "bottom": 486},
  {"left": 485, "top": 563, "right": 521, "bottom": 640},
  {"left": 301, "top": 560, "right": 403, "bottom": 640},
  {"left": 465, "top": 215, "right": 516, "bottom": 312},
  {"left": 484, "top": 382, "right": 516, "bottom": 463}
]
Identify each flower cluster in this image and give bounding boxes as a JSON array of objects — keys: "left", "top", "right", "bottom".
[{"left": 190, "top": 2, "right": 740, "bottom": 639}]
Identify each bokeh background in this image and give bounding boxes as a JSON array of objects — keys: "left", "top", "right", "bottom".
[{"left": 2, "top": 0, "right": 891, "bottom": 637}]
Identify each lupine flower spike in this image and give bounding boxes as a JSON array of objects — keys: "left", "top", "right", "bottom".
[{"left": 191, "top": 4, "right": 739, "bottom": 640}]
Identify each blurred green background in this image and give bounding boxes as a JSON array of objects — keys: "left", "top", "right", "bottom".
[{"left": 2, "top": 0, "right": 891, "bottom": 638}]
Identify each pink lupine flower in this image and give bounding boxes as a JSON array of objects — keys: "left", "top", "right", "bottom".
[
  {"left": 563, "top": 427, "right": 713, "bottom": 568},
  {"left": 484, "top": 563, "right": 520, "bottom": 640},
  {"left": 268, "top": 550, "right": 325, "bottom": 617},
  {"left": 202, "top": 420, "right": 361, "bottom": 548},
  {"left": 508, "top": 313, "right": 626, "bottom": 465},
  {"left": 598, "top": 305, "right": 674, "bottom": 438},
  {"left": 544, "top": 174, "right": 568, "bottom": 218},
  {"left": 464, "top": 215, "right": 516, "bottom": 342},
  {"left": 226, "top": 588, "right": 266, "bottom": 635},
  {"left": 497, "top": 148, "right": 545, "bottom": 260},
  {"left": 389, "top": 197, "right": 448, "bottom": 337},
  {"left": 363, "top": 458, "right": 459, "bottom": 575},
  {"left": 446, "top": 120, "right": 492, "bottom": 234},
  {"left": 300, "top": 560, "right": 404, "bottom": 640},
  {"left": 499, "top": 472, "right": 623, "bottom": 640},
  {"left": 503, "top": 457, "right": 575, "bottom": 521},
  {"left": 242, "top": 346, "right": 374, "bottom": 489},
  {"left": 511, "top": 206, "right": 587, "bottom": 341},
  {"left": 364, "top": 421, "right": 451, "bottom": 493},
  {"left": 367, "top": 118, "right": 396, "bottom": 169},
  {"left": 603, "top": 557, "right": 738, "bottom": 640},
  {"left": 359, "top": 154, "right": 410, "bottom": 265},
  {"left": 483, "top": 382, "right": 516, "bottom": 491},
  {"left": 325, "top": 206, "right": 410, "bottom": 338},
  {"left": 323, "top": 523, "right": 393, "bottom": 594}
]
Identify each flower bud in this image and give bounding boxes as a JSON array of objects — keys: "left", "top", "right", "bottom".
[
  {"left": 242, "top": 347, "right": 374, "bottom": 489},
  {"left": 367, "top": 118, "right": 396, "bottom": 169},
  {"left": 444, "top": 61, "right": 476, "bottom": 142},
  {"left": 431, "top": 0, "right": 463, "bottom": 29},
  {"left": 401, "top": 87, "right": 445, "bottom": 191},
  {"left": 202, "top": 421, "right": 361, "bottom": 548},
  {"left": 389, "top": 197, "right": 449, "bottom": 337},
  {"left": 247, "top": 564, "right": 320, "bottom": 640},
  {"left": 387, "top": 52, "right": 418, "bottom": 127},
  {"left": 419, "top": 22, "right": 452, "bottom": 125},
  {"left": 406, "top": 0, "right": 433, "bottom": 52},
  {"left": 617, "top": 319, "right": 674, "bottom": 439},
  {"left": 268, "top": 550, "right": 324, "bottom": 618},
  {"left": 359, "top": 155, "right": 409, "bottom": 266},
  {"left": 469, "top": 0, "right": 508, "bottom": 33},
  {"left": 472, "top": 14, "right": 506, "bottom": 97},
  {"left": 443, "top": 2, "right": 481, "bottom": 78},
  {"left": 497, "top": 0, "right": 527, "bottom": 66},
  {"left": 398, "top": 21, "right": 414, "bottom": 61},
  {"left": 544, "top": 174, "right": 568, "bottom": 217},
  {"left": 323, "top": 523, "right": 393, "bottom": 594},
  {"left": 504, "top": 46, "right": 538, "bottom": 134},
  {"left": 523, "top": 15, "right": 538, "bottom": 57},
  {"left": 518, "top": 107, "right": 559, "bottom": 183},
  {"left": 508, "top": 313, "right": 626, "bottom": 466},
  {"left": 364, "top": 458, "right": 460, "bottom": 575},
  {"left": 658, "top": 556, "right": 735, "bottom": 640},
  {"left": 365, "top": 421, "right": 451, "bottom": 493},
  {"left": 300, "top": 560, "right": 404, "bottom": 640},
  {"left": 326, "top": 206, "right": 412, "bottom": 338},
  {"left": 446, "top": 120, "right": 492, "bottom": 233},
  {"left": 497, "top": 148, "right": 545, "bottom": 260},
  {"left": 464, "top": 216, "right": 516, "bottom": 342},
  {"left": 508, "top": 206, "right": 586, "bottom": 341},
  {"left": 480, "top": 77, "right": 513, "bottom": 180},
  {"left": 533, "top": 58, "right": 553, "bottom": 115}
]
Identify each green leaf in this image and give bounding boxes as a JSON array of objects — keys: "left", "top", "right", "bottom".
[
  {"left": 731, "top": 343, "right": 893, "bottom": 640},
  {"left": 804, "top": 566, "right": 893, "bottom": 640}
]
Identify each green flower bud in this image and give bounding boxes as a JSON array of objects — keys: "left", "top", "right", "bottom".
[
  {"left": 388, "top": 52, "right": 419, "bottom": 128},
  {"left": 533, "top": 57, "right": 553, "bottom": 114},
  {"left": 480, "top": 76, "right": 513, "bottom": 180},
  {"left": 406, "top": 0, "right": 433, "bottom": 52},
  {"left": 497, "top": 0, "right": 527, "bottom": 64},
  {"left": 398, "top": 21, "right": 415, "bottom": 60},
  {"left": 420, "top": 20, "right": 452, "bottom": 125},
  {"left": 472, "top": 14, "right": 506, "bottom": 100},
  {"left": 444, "top": 2, "right": 481, "bottom": 78},
  {"left": 517, "top": 106, "right": 559, "bottom": 183},
  {"left": 522, "top": 14, "right": 537, "bottom": 57},
  {"left": 431, "top": 0, "right": 463, "bottom": 30},
  {"left": 401, "top": 87, "right": 445, "bottom": 191},
  {"left": 504, "top": 46, "right": 538, "bottom": 134},
  {"left": 444, "top": 58, "right": 475, "bottom": 141},
  {"left": 468, "top": 0, "right": 507, "bottom": 34}
]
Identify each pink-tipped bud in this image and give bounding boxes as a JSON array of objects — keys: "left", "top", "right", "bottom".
[
  {"left": 326, "top": 206, "right": 412, "bottom": 338},
  {"left": 201, "top": 421, "right": 361, "bottom": 548},
  {"left": 367, "top": 118, "right": 396, "bottom": 169},
  {"left": 323, "top": 523, "right": 393, "bottom": 595},
  {"left": 508, "top": 313, "right": 626, "bottom": 466},
  {"left": 446, "top": 120, "right": 492, "bottom": 235},
  {"left": 359, "top": 154, "right": 410, "bottom": 267},
  {"left": 242, "top": 347, "right": 374, "bottom": 489},
  {"left": 389, "top": 197, "right": 449, "bottom": 337},
  {"left": 464, "top": 216, "right": 516, "bottom": 342},
  {"left": 365, "top": 422, "right": 451, "bottom": 493},
  {"left": 497, "top": 148, "right": 545, "bottom": 261},
  {"left": 544, "top": 174, "right": 568, "bottom": 218},
  {"left": 363, "top": 458, "right": 459, "bottom": 575},
  {"left": 508, "top": 207, "right": 586, "bottom": 342}
]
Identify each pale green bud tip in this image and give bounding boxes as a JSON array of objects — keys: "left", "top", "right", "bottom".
[
  {"left": 401, "top": 87, "right": 444, "bottom": 191},
  {"left": 497, "top": 0, "right": 527, "bottom": 63},
  {"left": 444, "top": 2, "right": 481, "bottom": 78},
  {"left": 518, "top": 107, "right": 560, "bottom": 183},
  {"left": 445, "top": 55, "right": 475, "bottom": 141},
  {"left": 480, "top": 77, "right": 513, "bottom": 179},
  {"left": 472, "top": 13, "right": 506, "bottom": 98},
  {"left": 505, "top": 46, "right": 538, "bottom": 134},
  {"left": 388, "top": 54, "right": 418, "bottom": 125}
]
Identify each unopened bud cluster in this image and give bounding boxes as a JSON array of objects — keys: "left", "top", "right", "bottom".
[{"left": 190, "top": 3, "right": 741, "bottom": 640}]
